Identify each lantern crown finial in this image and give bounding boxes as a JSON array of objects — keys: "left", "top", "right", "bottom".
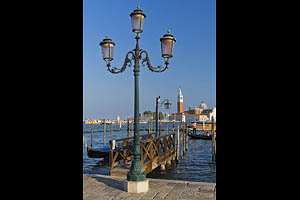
[{"left": 168, "top": 29, "right": 170, "bottom": 33}]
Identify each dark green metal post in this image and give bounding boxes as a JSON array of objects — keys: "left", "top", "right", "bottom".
[
  {"left": 127, "top": 35, "right": 146, "bottom": 182},
  {"left": 100, "top": 8, "right": 175, "bottom": 183}
]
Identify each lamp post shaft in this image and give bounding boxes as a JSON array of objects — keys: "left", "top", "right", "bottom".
[
  {"left": 100, "top": 7, "right": 175, "bottom": 192},
  {"left": 127, "top": 35, "right": 146, "bottom": 182}
]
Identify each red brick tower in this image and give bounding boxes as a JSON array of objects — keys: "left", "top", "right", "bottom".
[{"left": 177, "top": 88, "right": 183, "bottom": 113}]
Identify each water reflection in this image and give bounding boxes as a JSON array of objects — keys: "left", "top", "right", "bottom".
[{"left": 83, "top": 122, "right": 216, "bottom": 183}]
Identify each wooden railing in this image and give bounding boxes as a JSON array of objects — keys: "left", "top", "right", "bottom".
[
  {"left": 109, "top": 132, "right": 156, "bottom": 173},
  {"left": 109, "top": 132, "right": 176, "bottom": 174},
  {"left": 141, "top": 132, "right": 176, "bottom": 174}
]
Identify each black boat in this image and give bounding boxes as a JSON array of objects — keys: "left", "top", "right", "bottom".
[
  {"left": 188, "top": 130, "right": 216, "bottom": 140},
  {"left": 83, "top": 136, "right": 110, "bottom": 159},
  {"left": 83, "top": 136, "right": 134, "bottom": 160},
  {"left": 86, "top": 146, "right": 110, "bottom": 159},
  {"left": 188, "top": 133, "right": 212, "bottom": 140}
]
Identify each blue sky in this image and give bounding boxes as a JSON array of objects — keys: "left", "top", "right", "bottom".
[{"left": 83, "top": 0, "right": 216, "bottom": 119}]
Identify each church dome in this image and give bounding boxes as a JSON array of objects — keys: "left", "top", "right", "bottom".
[{"left": 200, "top": 101, "right": 207, "bottom": 109}]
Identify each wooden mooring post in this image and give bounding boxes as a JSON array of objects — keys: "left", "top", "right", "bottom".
[
  {"left": 91, "top": 124, "right": 93, "bottom": 148},
  {"left": 180, "top": 122, "right": 183, "bottom": 158},
  {"left": 103, "top": 120, "right": 106, "bottom": 147},
  {"left": 166, "top": 121, "right": 168, "bottom": 134},
  {"left": 127, "top": 120, "right": 130, "bottom": 137},
  {"left": 176, "top": 126, "right": 179, "bottom": 163},
  {"left": 185, "top": 122, "right": 188, "bottom": 151},
  {"left": 183, "top": 121, "right": 186, "bottom": 155},
  {"left": 159, "top": 119, "right": 162, "bottom": 136},
  {"left": 211, "top": 117, "right": 216, "bottom": 162},
  {"left": 173, "top": 121, "right": 175, "bottom": 133},
  {"left": 131, "top": 120, "right": 133, "bottom": 136},
  {"left": 111, "top": 122, "right": 113, "bottom": 141}
]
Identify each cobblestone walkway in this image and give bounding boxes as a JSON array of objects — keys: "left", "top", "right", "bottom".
[{"left": 83, "top": 174, "right": 216, "bottom": 200}]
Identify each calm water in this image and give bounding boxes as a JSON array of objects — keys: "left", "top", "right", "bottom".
[{"left": 83, "top": 122, "right": 216, "bottom": 183}]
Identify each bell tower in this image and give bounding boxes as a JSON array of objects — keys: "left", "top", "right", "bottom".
[{"left": 177, "top": 88, "right": 183, "bottom": 113}]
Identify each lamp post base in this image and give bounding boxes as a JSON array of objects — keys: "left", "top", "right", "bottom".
[{"left": 124, "top": 179, "right": 149, "bottom": 193}]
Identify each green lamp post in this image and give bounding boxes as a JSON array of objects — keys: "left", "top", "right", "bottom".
[
  {"left": 155, "top": 96, "right": 172, "bottom": 137},
  {"left": 99, "top": 6, "right": 176, "bottom": 186}
]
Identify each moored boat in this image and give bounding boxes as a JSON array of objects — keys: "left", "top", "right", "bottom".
[
  {"left": 188, "top": 133, "right": 212, "bottom": 140},
  {"left": 188, "top": 129, "right": 216, "bottom": 140}
]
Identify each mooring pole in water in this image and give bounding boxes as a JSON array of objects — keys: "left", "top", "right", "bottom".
[
  {"left": 131, "top": 120, "right": 133, "bottom": 137},
  {"left": 91, "top": 123, "right": 93, "bottom": 148},
  {"left": 104, "top": 120, "right": 106, "bottom": 147},
  {"left": 127, "top": 120, "right": 130, "bottom": 137},
  {"left": 183, "top": 122, "right": 186, "bottom": 153},
  {"left": 173, "top": 120, "right": 175, "bottom": 133},
  {"left": 185, "top": 122, "right": 188, "bottom": 151},
  {"left": 111, "top": 122, "right": 113, "bottom": 141},
  {"left": 159, "top": 119, "right": 162, "bottom": 137},
  {"left": 211, "top": 117, "right": 216, "bottom": 162},
  {"left": 176, "top": 126, "right": 179, "bottom": 163},
  {"left": 180, "top": 122, "right": 183, "bottom": 158},
  {"left": 183, "top": 121, "right": 186, "bottom": 155},
  {"left": 166, "top": 121, "right": 168, "bottom": 134}
]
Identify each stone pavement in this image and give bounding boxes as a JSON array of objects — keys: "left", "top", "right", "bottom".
[{"left": 83, "top": 174, "right": 216, "bottom": 200}]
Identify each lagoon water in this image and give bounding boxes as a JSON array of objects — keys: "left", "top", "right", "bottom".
[{"left": 83, "top": 122, "right": 216, "bottom": 183}]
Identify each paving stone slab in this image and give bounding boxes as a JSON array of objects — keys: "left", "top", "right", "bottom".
[{"left": 83, "top": 175, "right": 216, "bottom": 200}]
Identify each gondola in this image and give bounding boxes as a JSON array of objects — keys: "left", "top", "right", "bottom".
[
  {"left": 86, "top": 146, "right": 110, "bottom": 159},
  {"left": 188, "top": 133, "right": 212, "bottom": 140},
  {"left": 188, "top": 129, "right": 216, "bottom": 140},
  {"left": 83, "top": 136, "right": 134, "bottom": 160}
]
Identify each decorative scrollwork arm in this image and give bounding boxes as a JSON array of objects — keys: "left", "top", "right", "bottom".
[
  {"left": 140, "top": 50, "right": 169, "bottom": 73},
  {"left": 106, "top": 51, "right": 134, "bottom": 74}
]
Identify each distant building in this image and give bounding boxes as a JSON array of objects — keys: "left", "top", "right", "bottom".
[
  {"left": 177, "top": 88, "right": 183, "bottom": 113},
  {"left": 168, "top": 88, "right": 216, "bottom": 123}
]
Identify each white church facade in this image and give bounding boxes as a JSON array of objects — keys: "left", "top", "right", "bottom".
[{"left": 168, "top": 88, "right": 216, "bottom": 123}]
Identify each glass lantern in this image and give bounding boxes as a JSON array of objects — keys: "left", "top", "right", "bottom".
[
  {"left": 99, "top": 36, "right": 115, "bottom": 61},
  {"left": 160, "top": 30, "right": 176, "bottom": 58},
  {"left": 130, "top": 6, "right": 146, "bottom": 33},
  {"left": 164, "top": 101, "right": 171, "bottom": 109}
]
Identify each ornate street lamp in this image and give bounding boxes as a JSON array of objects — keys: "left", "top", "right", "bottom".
[
  {"left": 99, "top": 6, "right": 176, "bottom": 193},
  {"left": 155, "top": 96, "right": 171, "bottom": 136}
]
